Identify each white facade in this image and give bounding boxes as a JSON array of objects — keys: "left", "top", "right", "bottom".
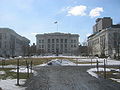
[
  {"left": 36, "top": 32, "right": 79, "bottom": 55},
  {"left": 0, "top": 28, "right": 30, "bottom": 57},
  {"left": 88, "top": 17, "right": 120, "bottom": 58}
]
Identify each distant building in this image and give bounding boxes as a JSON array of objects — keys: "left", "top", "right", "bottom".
[
  {"left": 93, "top": 17, "right": 112, "bottom": 34},
  {"left": 79, "top": 45, "right": 88, "bottom": 56},
  {"left": 88, "top": 17, "right": 120, "bottom": 58},
  {"left": 29, "top": 43, "right": 36, "bottom": 56},
  {"left": 36, "top": 32, "right": 79, "bottom": 55},
  {"left": 0, "top": 28, "right": 30, "bottom": 57}
]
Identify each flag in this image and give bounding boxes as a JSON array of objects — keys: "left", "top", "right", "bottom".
[{"left": 54, "top": 21, "right": 58, "bottom": 24}]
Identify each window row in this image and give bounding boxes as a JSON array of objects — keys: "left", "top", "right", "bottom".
[
  {"left": 71, "top": 44, "right": 77, "bottom": 47},
  {"left": 71, "top": 39, "right": 77, "bottom": 43},
  {"left": 47, "top": 49, "right": 68, "bottom": 52},
  {"left": 39, "top": 44, "right": 77, "bottom": 48},
  {"left": 39, "top": 39, "right": 77, "bottom": 44},
  {"left": 48, "top": 44, "right": 67, "bottom": 48},
  {"left": 39, "top": 40, "right": 44, "bottom": 43},
  {"left": 48, "top": 39, "right": 67, "bottom": 43},
  {"left": 39, "top": 45, "right": 44, "bottom": 48}
]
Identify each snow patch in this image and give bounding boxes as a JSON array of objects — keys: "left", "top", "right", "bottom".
[
  {"left": 0, "top": 79, "right": 26, "bottom": 90},
  {"left": 0, "top": 71, "right": 5, "bottom": 75},
  {"left": 36, "top": 63, "right": 47, "bottom": 67},
  {"left": 87, "top": 68, "right": 111, "bottom": 78},
  {"left": 110, "top": 78, "right": 120, "bottom": 83},
  {"left": 77, "top": 58, "right": 120, "bottom": 66},
  {"left": 0, "top": 65, "right": 17, "bottom": 68},
  {"left": 11, "top": 68, "right": 34, "bottom": 73},
  {"left": 112, "top": 73, "right": 119, "bottom": 75},
  {"left": 87, "top": 68, "right": 98, "bottom": 78},
  {"left": 47, "top": 59, "right": 76, "bottom": 66}
]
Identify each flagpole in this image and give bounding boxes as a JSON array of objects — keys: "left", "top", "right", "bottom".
[
  {"left": 54, "top": 21, "right": 58, "bottom": 32},
  {"left": 57, "top": 22, "right": 58, "bottom": 32}
]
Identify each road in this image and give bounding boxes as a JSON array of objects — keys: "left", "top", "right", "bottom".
[{"left": 24, "top": 66, "right": 120, "bottom": 90}]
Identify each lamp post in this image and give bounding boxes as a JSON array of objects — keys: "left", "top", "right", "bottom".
[
  {"left": 17, "top": 59, "right": 19, "bottom": 85},
  {"left": 118, "top": 42, "right": 120, "bottom": 59}
]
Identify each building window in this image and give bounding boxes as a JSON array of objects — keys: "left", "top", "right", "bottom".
[
  {"left": 39, "top": 45, "right": 41, "bottom": 48},
  {"left": 56, "top": 39, "right": 59, "bottom": 43},
  {"left": 65, "top": 39, "right": 67, "bottom": 43},
  {"left": 42, "top": 45, "right": 44, "bottom": 48},
  {"left": 71, "top": 40, "right": 73, "bottom": 43},
  {"left": 39, "top": 40, "right": 41, "bottom": 43},
  {"left": 52, "top": 49, "right": 54, "bottom": 53},
  {"left": 74, "top": 44, "right": 76, "bottom": 47},
  {"left": 52, "top": 39, "right": 54, "bottom": 43},
  {"left": 48, "top": 44, "right": 50, "bottom": 48},
  {"left": 48, "top": 39, "right": 50, "bottom": 43},
  {"left": 48, "top": 49, "right": 50, "bottom": 52},
  {"left": 74, "top": 40, "right": 76, "bottom": 43},
  {"left": 65, "top": 49, "right": 67, "bottom": 53},
  {"left": 65, "top": 44, "right": 67, "bottom": 48},
  {"left": 61, "top": 44, "right": 63, "bottom": 48},
  {"left": 42, "top": 40, "right": 44, "bottom": 43},
  {"left": 61, "top": 39, "right": 63, "bottom": 43},
  {"left": 52, "top": 44, "right": 54, "bottom": 48},
  {"left": 56, "top": 44, "right": 59, "bottom": 48},
  {"left": 71, "top": 45, "right": 73, "bottom": 47}
]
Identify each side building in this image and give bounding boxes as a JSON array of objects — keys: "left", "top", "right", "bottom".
[
  {"left": 36, "top": 32, "right": 79, "bottom": 55},
  {"left": 88, "top": 17, "right": 120, "bottom": 58},
  {"left": 0, "top": 28, "right": 30, "bottom": 57}
]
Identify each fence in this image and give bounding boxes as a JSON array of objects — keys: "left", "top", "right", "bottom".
[{"left": 16, "top": 58, "right": 33, "bottom": 85}]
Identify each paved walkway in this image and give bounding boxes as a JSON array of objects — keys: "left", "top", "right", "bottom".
[{"left": 24, "top": 66, "right": 120, "bottom": 90}]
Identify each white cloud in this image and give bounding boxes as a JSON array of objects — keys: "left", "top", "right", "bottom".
[
  {"left": 67, "top": 5, "right": 87, "bottom": 16},
  {"left": 89, "top": 7, "right": 103, "bottom": 18},
  {"left": 60, "top": 7, "right": 70, "bottom": 12}
]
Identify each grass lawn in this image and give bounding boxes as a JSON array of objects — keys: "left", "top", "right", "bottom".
[
  {"left": 0, "top": 57, "right": 74, "bottom": 79},
  {"left": 0, "top": 57, "right": 72, "bottom": 66},
  {"left": 0, "top": 68, "right": 33, "bottom": 80}
]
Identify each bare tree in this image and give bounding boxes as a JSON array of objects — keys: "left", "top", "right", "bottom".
[
  {"left": 36, "top": 49, "right": 46, "bottom": 56},
  {"left": 100, "top": 35, "right": 106, "bottom": 57},
  {"left": 107, "top": 32, "right": 120, "bottom": 59}
]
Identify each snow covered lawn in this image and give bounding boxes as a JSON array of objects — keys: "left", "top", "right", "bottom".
[
  {"left": 87, "top": 68, "right": 111, "bottom": 78},
  {"left": 0, "top": 71, "right": 5, "bottom": 75},
  {"left": 0, "top": 79, "right": 26, "bottom": 90},
  {"left": 110, "top": 78, "right": 120, "bottom": 83},
  {"left": 74, "top": 58, "right": 120, "bottom": 66},
  {"left": 11, "top": 68, "right": 34, "bottom": 73},
  {"left": 0, "top": 65, "right": 17, "bottom": 68},
  {"left": 87, "top": 67, "right": 120, "bottom": 83}
]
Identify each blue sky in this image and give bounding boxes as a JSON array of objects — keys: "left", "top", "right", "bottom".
[{"left": 0, "top": 0, "right": 120, "bottom": 44}]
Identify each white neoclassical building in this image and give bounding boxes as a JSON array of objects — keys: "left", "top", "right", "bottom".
[
  {"left": 88, "top": 17, "right": 120, "bottom": 58},
  {"left": 36, "top": 32, "right": 79, "bottom": 55}
]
